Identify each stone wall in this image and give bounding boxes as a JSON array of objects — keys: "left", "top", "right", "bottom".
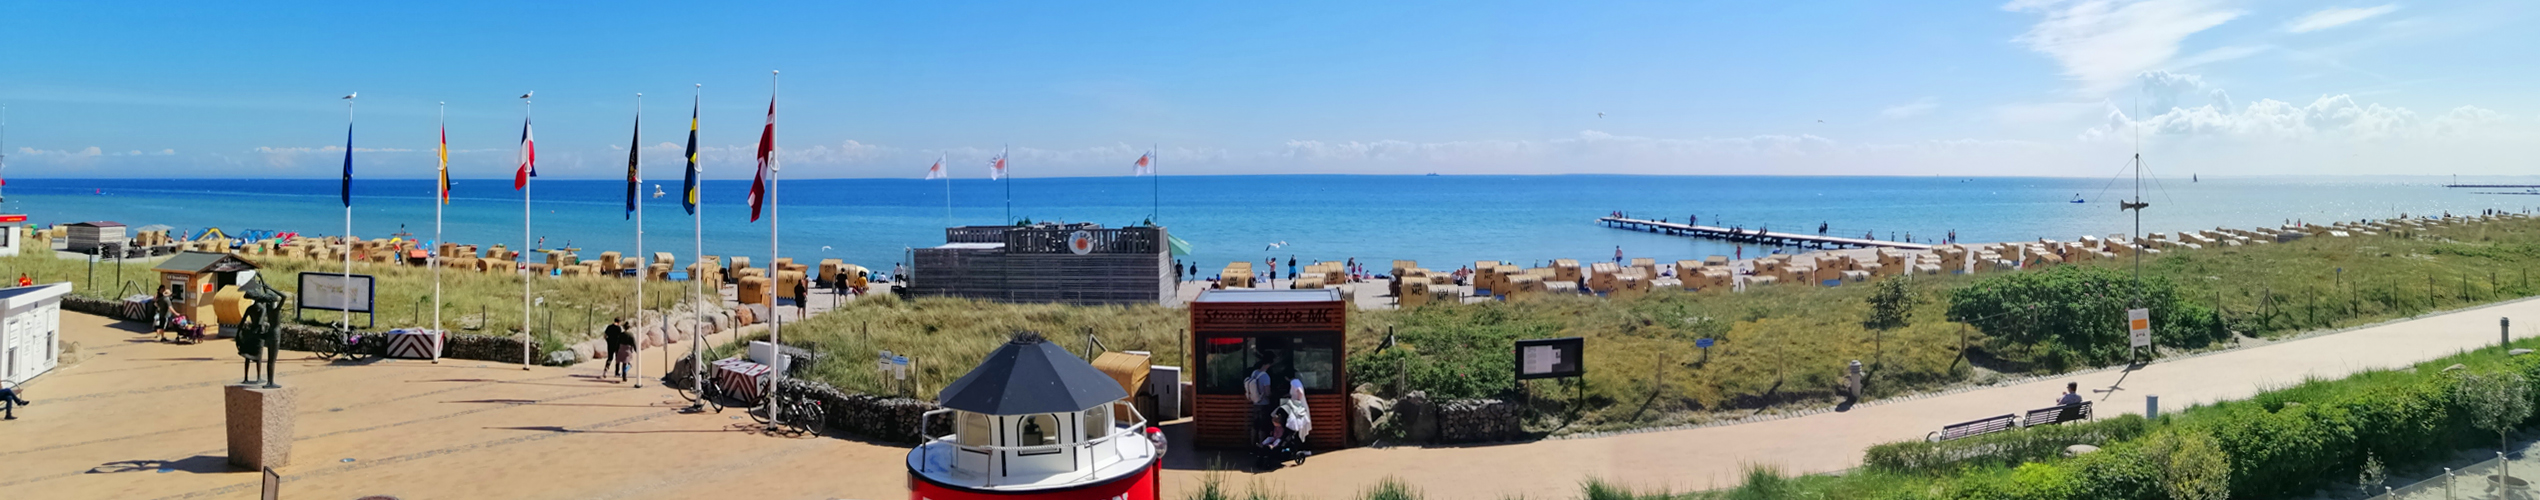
[
  {"left": 1436, "top": 398, "right": 1521, "bottom": 443},
  {"left": 275, "top": 324, "right": 545, "bottom": 365},
  {"left": 61, "top": 295, "right": 133, "bottom": 320},
  {"left": 776, "top": 378, "right": 949, "bottom": 444}
]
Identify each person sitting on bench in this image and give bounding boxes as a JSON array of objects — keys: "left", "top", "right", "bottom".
[{"left": 2057, "top": 382, "right": 2083, "bottom": 406}]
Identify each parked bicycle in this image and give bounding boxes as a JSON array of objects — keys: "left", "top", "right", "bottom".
[
  {"left": 308, "top": 331, "right": 382, "bottom": 362},
  {"left": 667, "top": 345, "right": 824, "bottom": 435}
]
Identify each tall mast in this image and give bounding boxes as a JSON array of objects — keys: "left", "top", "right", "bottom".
[{"left": 632, "top": 92, "right": 645, "bottom": 388}]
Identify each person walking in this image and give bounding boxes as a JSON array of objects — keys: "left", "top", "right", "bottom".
[
  {"left": 603, "top": 318, "right": 634, "bottom": 382},
  {"left": 153, "top": 285, "right": 175, "bottom": 342},
  {"left": 1613, "top": 246, "right": 1623, "bottom": 264},
  {"left": 2, "top": 380, "right": 31, "bottom": 420},
  {"left": 1286, "top": 256, "right": 1298, "bottom": 280},
  {"left": 1245, "top": 359, "right": 1276, "bottom": 441}
]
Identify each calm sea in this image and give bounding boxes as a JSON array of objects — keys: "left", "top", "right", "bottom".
[{"left": 0, "top": 175, "right": 2530, "bottom": 274}]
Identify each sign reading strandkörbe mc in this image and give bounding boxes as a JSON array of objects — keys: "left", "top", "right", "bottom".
[
  {"left": 297, "top": 272, "right": 377, "bottom": 313},
  {"left": 2127, "top": 308, "right": 2152, "bottom": 348}
]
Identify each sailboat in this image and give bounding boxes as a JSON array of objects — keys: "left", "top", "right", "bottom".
[{"left": 2070, "top": 193, "right": 2086, "bottom": 204}]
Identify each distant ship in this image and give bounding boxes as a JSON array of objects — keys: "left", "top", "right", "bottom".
[{"left": 1426, "top": 173, "right": 1440, "bottom": 176}]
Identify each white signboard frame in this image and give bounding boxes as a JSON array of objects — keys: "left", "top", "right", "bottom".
[
  {"left": 2127, "top": 308, "right": 2152, "bottom": 348},
  {"left": 296, "top": 272, "right": 377, "bottom": 328}
]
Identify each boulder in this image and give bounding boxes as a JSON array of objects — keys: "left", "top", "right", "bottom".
[
  {"left": 1351, "top": 393, "right": 1390, "bottom": 445},
  {"left": 2064, "top": 444, "right": 2101, "bottom": 457},
  {"left": 1395, "top": 391, "right": 1438, "bottom": 444}
]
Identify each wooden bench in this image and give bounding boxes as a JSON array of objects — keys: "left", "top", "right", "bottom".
[
  {"left": 1927, "top": 414, "right": 2017, "bottom": 442},
  {"left": 2021, "top": 402, "right": 2091, "bottom": 427}
]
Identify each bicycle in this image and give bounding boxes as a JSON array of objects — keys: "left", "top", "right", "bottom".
[
  {"left": 308, "top": 331, "right": 381, "bottom": 362},
  {"left": 669, "top": 348, "right": 823, "bottom": 435}
]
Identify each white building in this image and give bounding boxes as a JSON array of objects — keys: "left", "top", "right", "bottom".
[
  {"left": 2, "top": 282, "right": 69, "bottom": 384},
  {"left": 0, "top": 214, "right": 25, "bottom": 257}
]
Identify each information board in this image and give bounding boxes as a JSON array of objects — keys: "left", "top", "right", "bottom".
[
  {"left": 1514, "top": 337, "right": 1585, "bottom": 380},
  {"left": 2127, "top": 308, "right": 2151, "bottom": 348},
  {"left": 297, "top": 272, "right": 376, "bottom": 313}
]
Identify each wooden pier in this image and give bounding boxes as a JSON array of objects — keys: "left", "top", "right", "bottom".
[{"left": 1598, "top": 216, "right": 1933, "bottom": 251}]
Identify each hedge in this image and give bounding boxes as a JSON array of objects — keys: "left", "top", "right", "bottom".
[
  {"left": 1863, "top": 415, "right": 2149, "bottom": 474},
  {"left": 1838, "top": 340, "right": 2540, "bottom": 500}
]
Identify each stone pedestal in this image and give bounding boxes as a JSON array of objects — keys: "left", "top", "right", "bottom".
[{"left": 224, "top": 384, "right": 297, "bottom": 470}]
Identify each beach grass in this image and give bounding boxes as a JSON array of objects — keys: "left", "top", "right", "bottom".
[{"left": 0, "top": 250, "right": 697, "bottom": 348}]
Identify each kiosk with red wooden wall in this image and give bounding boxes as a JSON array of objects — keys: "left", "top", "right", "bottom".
[{"left": 1188, "top": 289, "right": 1352, "bottom": 450}]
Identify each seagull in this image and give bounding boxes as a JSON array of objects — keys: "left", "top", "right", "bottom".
[
  {"left": 1597, "top": 112, "right": 1605, "bottom": 119},
  {"left": 820, "top": 246, "right": 833, "bottom": 251},
  {"left": 520, "top": 91, "right": 534, "bottom": 99},
  {"left": 1264, "top": 241, "right": 1288, "bottom": 251},
  {"left": 342, "top": 93, "right": 356, "bottom": 99},
  {"left": 652, "top": 184, "right": 666, "bottom": 198}
]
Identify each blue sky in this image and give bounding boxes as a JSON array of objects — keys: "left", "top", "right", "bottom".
[{"left": 2, "top": 0, "right": 2532, "bottom": 179}]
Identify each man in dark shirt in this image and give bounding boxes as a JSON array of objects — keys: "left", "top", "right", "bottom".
[
  {"left": 2057, "top": 382, "right": 2084, "bottom": 406},
  {"left": 603, "top": 318, "right": 635, "bottom": 382}
]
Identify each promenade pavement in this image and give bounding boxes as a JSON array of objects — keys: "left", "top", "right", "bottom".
[{"left": 7, "top": 294, "right": 2537, "bottom": 499}]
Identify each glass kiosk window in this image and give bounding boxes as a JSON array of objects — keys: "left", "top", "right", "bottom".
[{"left": 1197, "top": 334, "right": 1340, "bottom": 395}]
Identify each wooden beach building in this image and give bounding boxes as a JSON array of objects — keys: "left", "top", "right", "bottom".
[
  {"left": 1187, "top": 288, "right": 1352, "bottom": 451},
  {"left": 64, "top": 221, "right": 127, "bottom": 255},
  {"left": 909, "top": 223, "right": 1174, "bottom": 305},
  {"left": 152, "top": 251, "right": 260, "bottom": 336}
]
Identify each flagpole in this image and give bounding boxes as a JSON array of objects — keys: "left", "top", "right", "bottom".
[
  {"left": 766, "top": 69, "right": 783, "bottom": 431},
  {"left": 1151, "top": 144, "right": 1159, "bottom": 223},
  {"left": 942, "top": 154, "right": 951, "bottom": 229},
  {"left": 1003, "top": 144, "right": 1012, "bottom": 224},
  {"left": 689, "top": 83, "right": 705, "bottom": 407},
  {"left": 632, "top": 92, "right": 645, "bottom": 388},
  {"left": 522, "top": 95, "right": 535, "bottom": 372},
  {"left": 434, "top": 102, "right": 445, "bottom": 364},
  {"left": 342, "top": 93, "right": 355, "bottom": 341}
]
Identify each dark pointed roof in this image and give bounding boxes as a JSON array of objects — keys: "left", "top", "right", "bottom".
[
  {"left": 153, "top": 251, "right": 257, "bottom": 274},
  {"left": 935, "top": 333, "right": 1129, "bottom": 416}
]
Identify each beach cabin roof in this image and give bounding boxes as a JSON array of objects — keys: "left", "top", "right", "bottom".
[
  {"left": 0, "top": 282, "right": 70, "bottom": 303},
  {"left": 66, "top": 221, "right": 125, "bottom": 228},
  {"left": 153, "top": 251, "right": 257, "bottom": 274},
  {"left": 936, "top": 333, "right": 1128, "bottom": 416},
  {"left": 132, "top": 224, "right": 174, "bottom": 233}
]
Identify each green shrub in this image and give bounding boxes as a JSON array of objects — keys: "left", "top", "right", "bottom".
[
  {"left": 1720, "top": 465, "right": 1794, "bottom": 500},
  {"left": 1862, "top": 415, "right": 2149, "bottom": 474},
  {"left": 1359, "top": 477, "right": 1423, "bottom": 500},
  {"left": 1580, "top": 478, "right": 1678, "bottom": 500},
  {"left": 2061, "top": 441, "right": 2161, "bottom": 500},
  {"left": 1945, "top": 266, "right": 2223, "bottom": 369},
  {"left": 2142, "top": 429, "right": 2230, "bottom": 500}
]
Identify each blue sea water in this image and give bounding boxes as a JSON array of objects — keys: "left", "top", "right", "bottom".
[{"left": 0, "top": 175, "right": 2529, "bottom": 274}]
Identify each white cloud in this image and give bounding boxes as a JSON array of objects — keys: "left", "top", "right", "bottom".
[
  {"left": 2087, "top": 94, "right": 2515, "bottom": 142},
  {"left": 2285, "top": 4, "right": 2400, "bottom": 33},
  {"left": 1881, "top": 98, "right": 1941, "bottom": 119},
  {"left": 2006, "top": 0, "right": 2244, "bottom": 96}
]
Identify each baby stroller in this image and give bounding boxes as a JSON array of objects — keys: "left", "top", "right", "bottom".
[
  {"left": 1253, "top": 397, "right": 1314, "bottom": 470},
  {"left": 168, "top": 313, "right": 206, "bottom": 344}
]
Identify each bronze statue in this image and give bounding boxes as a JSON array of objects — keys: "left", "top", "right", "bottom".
[{"left": 236, "top": 276, "right": 286, "bottom": 388}]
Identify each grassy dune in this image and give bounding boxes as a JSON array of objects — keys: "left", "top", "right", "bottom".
[{"left": 0, "top": 250, "right": 697, "bottom": 348}]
